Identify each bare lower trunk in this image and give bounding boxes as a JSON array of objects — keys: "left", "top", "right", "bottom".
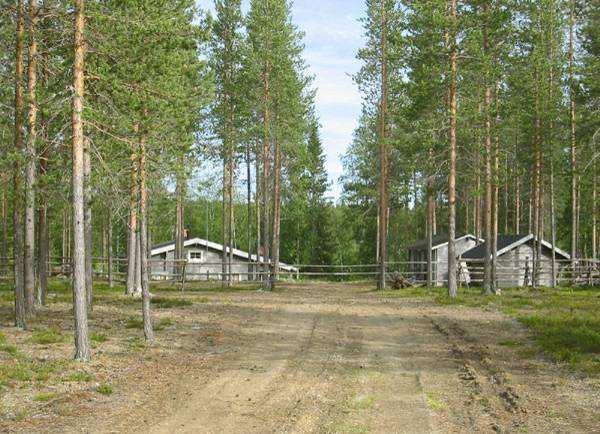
[
  {"left": 483, "top": 85, "right": 493, "bottom": 295},
  {"left": 135, "top": 230, "right": 142, "bottom": 295},
  {"left": 36, "top": 118, "right": 49, "bottom": 305},
  {"left": 126, "top": 149, "right": 139, "bottom": 295},
  {"left": 246, "top": 144, "right": 252, "bottom": 279},
  {"left": 1, "top": 191, "right": 7, "bottom": 275},
  {"left": 593, "top": 160, "right": 597, "bottom": 260},
  {"left": 228, "top": 154, "right": 234, "bottom": 284},
  {"left": 447, "top": 0, "right": 458, "bottom": 297},
  {"left": 24, "top": 0, "right": 39, "bottom": 315},
  {"left": 36, "top": 205, "right": 48, "bottom": 305},
  {"left": 255, "top": 155, "right": 261, "bottom": 281},
  {"left": 13, "top": 0, "right": 26, "bottom": 329},
  {"left": 568, "top": 0, "right": 578, "bottom": 273},
  {"left": 62, "top": 208, "right": 68, "bottom": 273},
  {"left": 84, "top": 138, "right": 93, "bottom": 308},
  {"left": 107, "top": 207, "right": 113, "bottom": 287},
  {"left": 139, "top": 126, "right": 153, "bottom": 342},
  {"left": 222, "top": 156, "right": 228, "bottom": 285},
  {"left": 71, "top": 0, "right": 90, "bottom": 361},
  {"left": 491, "top": 86, "right": 500, "bottom": 294},
  {"left": 377, "top": 4, "right": 389, "bottom": 290},
  {"left": 532, "top": 107, "right": 542, "bottom": 288},
  {"left": 514, "top": 132, "right": 520, "bottom": 234},
  {"left": 426, "top": 173, "right": 433, "bottom": 287},
  {"left": 550, "top": 161, "right": 557, "bottom": 287},
  {"left": 174, "top": 168, "right": 185, "bottom": 280},
  {"left": 270, "top": 137, "right": 281, "bottom": 290},
  {"left": 260, "top": 69, "right": 271, "bottom": 289}
]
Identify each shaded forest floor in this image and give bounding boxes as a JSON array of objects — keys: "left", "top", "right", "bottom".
[{"left": 0, "top": 279, "right": 599, "bottom": 433}]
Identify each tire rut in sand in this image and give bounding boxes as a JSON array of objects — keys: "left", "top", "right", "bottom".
[{"left": 429, "top": 316, "right": 525, "bottom": 433}]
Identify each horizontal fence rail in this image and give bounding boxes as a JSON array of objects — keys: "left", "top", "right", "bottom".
[{"left": 0, "top": 256, "right": 599, "bottom": 288}]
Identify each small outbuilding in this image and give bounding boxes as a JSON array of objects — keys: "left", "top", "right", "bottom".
[
  {"left": 407, "top": 234, "right": 482, "bottom": 286},
  {"left": 461, "top": 234, "right": 570, "bottom": 287},
  {"left": 149, "top": 237, "right": 298, "bottom": 282}
]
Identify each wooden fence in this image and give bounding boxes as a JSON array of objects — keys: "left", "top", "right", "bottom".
[{"left": 0, "top": 256, "right": 598, "bottom": 287}]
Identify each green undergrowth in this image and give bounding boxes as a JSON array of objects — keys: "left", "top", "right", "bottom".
[
  {"left": 30, "top": 327, "right": 64, "bottom": 345},
  {"left": 125, "top": 316, "right": 175, "bottom": 331},
  {"left": 389, "top": 286, "right": 600, "bottom": 375}
]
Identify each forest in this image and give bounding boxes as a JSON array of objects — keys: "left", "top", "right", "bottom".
[
  {"left": 0, "top": 0, "right": 599, "bottom": 353},
  {"left": 0, "top": 1, "right": 599, "bottom": 431}
]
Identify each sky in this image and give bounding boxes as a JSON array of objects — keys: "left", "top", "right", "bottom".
[{"left": 198, "top": 0, "right": 365, "bottom": 200}]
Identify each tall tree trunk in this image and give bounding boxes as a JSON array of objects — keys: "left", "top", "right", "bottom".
[
  {"left": 514, "top": 130, "right": 520, "bottom": 234},
  {"left": 1, "top": 191, "right": 7, "bottom": 275},
  {"left": 255, "top": 154, "right": 261, "bottom": 281},
  {"left": 13, "top": 0, "right": 27, "bottom": 329},
  {"left": 71, "top": 0, "right": 90, "bottom": 361},
  {"left": 377, "top": 2, "right": 389, "bottom": 290},
  {"left": 138, "top": 122, "right": 153, "bottom": 342},
  {"left": 491, "top": 85, "right": 500, "bottom": 294},
  {"left": 447, "top": 0, "right": 458, "bottom": 297},
  {"left": 568, "top": 0, "right": 578, "bottom": 274},
  {"left": 107, "top": 206, "right": 113, "bottom": 287},
  {"left": 475, "top": 143, "right": 481, "bottom": 240},
  {"left": 482, "top": 3, "right": 493, "bottom": 295},
  {"left": 126, "top": 148, "right": 139, "bottom": 295},
  {"left": 593, "top": 156, "right": 597, "bottom": 260},
  {"left": 24, "top": 0, "right": 39, "bottom": 315},
  {"left": 174, "top": 164, "right": 185, "bottom": 280},
  {"left": 426, "top": 151, "right": 434, "bottom": 287},
  {"left": 532, "top": 100, "right": 542, "bottom": 288},
  {"left": 84, "top": 138, "right": 92, "bottom": 308},
  {"left": 135, "top": 228, "right": 142, "bottom": 293},
  {"left": 36, "top": 137, "right": 49, "bottom": 305},
  {"left": 550, "top": 160, "right": 557, "bottom": 287},
  {"left": 270, "top": 134, "right": 281, "bottom": 290},
  {"left": 483, "top": 85, "right": 493, "bottom": 295},
  {"left": 61, "top": 207, "right": 68, "bottom": 273},
  {"left": 229, "top": 165, "right": 234, "bottom": 284},
  {"left": 222, "top": 151, "right": 229, "bottom": 285},
  {"left": 260, "top": 69, "right": 271, "bottom": 289},
  {"left": 246, "top": 143, "right": 252, "bottom": 279}
]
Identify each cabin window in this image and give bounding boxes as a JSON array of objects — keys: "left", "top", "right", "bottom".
[{"left": 188, "top": 250, "right": 204, "bottom": 263}]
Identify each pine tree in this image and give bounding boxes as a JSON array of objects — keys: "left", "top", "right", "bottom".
[
  {"left": 246, "top": 0, "right": 310, "bottom": 289},
  {"left": 211, "top": 0, "right": 245, "bottom": 286},
  {"left": 71, "top": 0, "right": 90, "bottom": 361}
]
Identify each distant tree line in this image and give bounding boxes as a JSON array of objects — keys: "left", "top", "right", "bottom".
[{"left": 344, "top": 0, "right": 598, "bottom": 294}]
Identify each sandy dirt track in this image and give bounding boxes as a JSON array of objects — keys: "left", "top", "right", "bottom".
[{"left": 38, "top": 283, "right": 600, "bottom": 433}]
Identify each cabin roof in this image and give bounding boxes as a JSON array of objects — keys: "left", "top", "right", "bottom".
[
  {"left": 150, "top": 237, "right": 299, "bottom": 272},
  {"left": 407, "top": 233, "right": 481, "bottom": 251},
  {"left": 461, "top": 234, "right": 570, "bottom": 260}
]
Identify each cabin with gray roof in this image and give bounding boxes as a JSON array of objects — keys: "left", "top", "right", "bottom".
[
  {"left": 149, "top": 237, "right": 298, "bottom": 282},
  {"left": 407, "top": 234, "right": 482, "bottom": 286},
  {"left": 461, "top": 234, "right": 570, "bottom": 287}
]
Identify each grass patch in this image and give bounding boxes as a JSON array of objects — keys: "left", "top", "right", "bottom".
[
  {"left": 67, "top": 371, "right": 93, "bottom": 382},
  {"left": 33, "top": 392, "right": 56, "bottom": 402},
  {"left": 96, "top": 383, "right": 113, "bottom": 396},
  {"left": 429, "top": 286, "right": 600, "bottom": 374},
  {"left": 352, "top": 394, "right": 376, "bottom": 410},
  {"left": 30, "top": 328, "right": 63, "bottom": 345},
  {"left": 499, "top": 339, "right": 522, "bottom": 347},
  {"left": 90, "top": 333, "right": 108, "bottom": 343},
  {"left": 125, "top": 318, "right": 143, "bottom": 329},
  {"left": 151, "top": 297, "right": 193, "bottom": 309},
  {"left": 0, "top": 332, "right": 20, "bottom": 356},
  {"left": 154, "top": 317, "right": 175, "bottom": 331},
  {"left": 426, "top": 392, "right": 445, "bottom": 410}
]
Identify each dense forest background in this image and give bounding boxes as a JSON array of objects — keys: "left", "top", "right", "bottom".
[{"left": 0, "top": 0, "right": 598, "bottom": 273}]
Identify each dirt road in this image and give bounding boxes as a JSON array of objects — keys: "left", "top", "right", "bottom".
[{"left": 47, "top": 283, "right": 599, "bottom": 433}]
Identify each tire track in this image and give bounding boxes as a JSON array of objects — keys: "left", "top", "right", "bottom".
[{"left": 429, "top": 316, "right": 524, "bottom": 433}]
